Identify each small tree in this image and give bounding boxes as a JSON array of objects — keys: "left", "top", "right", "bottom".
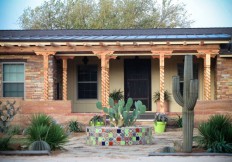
[{"left": 18, "top": 0, "right": 193, "bottom": 29}]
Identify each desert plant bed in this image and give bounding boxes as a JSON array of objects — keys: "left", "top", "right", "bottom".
[{"left": 86, "top": 126, "right": 152, "bottom": 146}]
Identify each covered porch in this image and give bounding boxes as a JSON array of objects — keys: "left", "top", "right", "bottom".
[{"left": 0, "top": 29, "right": 231, "bottom": 125}]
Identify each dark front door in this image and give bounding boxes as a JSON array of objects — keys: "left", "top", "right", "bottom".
[{"left": 124, "top": 59, "right": 151, "bottom": 111}]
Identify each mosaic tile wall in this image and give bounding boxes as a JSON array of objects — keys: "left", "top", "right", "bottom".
[{"left": 86, "top": 126, "right": 153, "bottom": 146}]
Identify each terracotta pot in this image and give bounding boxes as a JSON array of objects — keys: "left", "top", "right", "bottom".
[{"left": 156, "top": 101, "right": 169, "bottom": 112}]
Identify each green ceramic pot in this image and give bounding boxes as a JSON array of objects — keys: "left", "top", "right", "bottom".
[
  {"left": 94, "top": 121, "right": 104, "bottom": 126},
  {"left": 154, "top": 121, "right": 166, "bottom": 133}
]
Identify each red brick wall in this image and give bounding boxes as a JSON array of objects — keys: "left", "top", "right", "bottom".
[
  {"left": 216, "top": 57, "right": 232, "bottom": 99},
  {"left": 0, "top": 54, "right": 43, "bottom": 99},
  {"left": 0, "top": 54, "right": 57, "bottom": 100},
  {"left": 11, "top": 100, "right": 72, "bottom": 127},
  {"left": 48, "top": 55, "right": 57, "bottom": 100}
]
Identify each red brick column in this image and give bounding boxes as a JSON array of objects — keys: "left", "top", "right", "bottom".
[
  {"left": 35, "top": 52, "right": 55, "bottom": 100},
  {"left": 216, "top": 56, "right": 232, "bottom": 99}
]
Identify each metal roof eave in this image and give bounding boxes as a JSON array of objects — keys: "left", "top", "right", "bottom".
[{"left": 0, "top": 34, "right": 231, "bottom": 42}]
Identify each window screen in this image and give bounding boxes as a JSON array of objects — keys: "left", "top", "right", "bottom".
[
  {"left": 3, "top": 64, "right": 24, "bottom": 97},
  {"left": 177, "top": 63, "right": 198, "bottom": 95},
  {"left": 77, "top": 65, "right": 97, "bottom": 99}
]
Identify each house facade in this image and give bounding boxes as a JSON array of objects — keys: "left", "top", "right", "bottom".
[{"left": 0, "top": 28, "right": 232, "bottom": 125}]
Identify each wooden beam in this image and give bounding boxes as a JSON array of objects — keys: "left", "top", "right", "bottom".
[
  {"left": 133, "top": 42, "right": 139, "bottom": 46},
  {"left": 50, "top": 42, "right": 60, "bottom": 47},
  {"left": 116, "top": 41, "right": 122, "bottom": 46},
  {"left": 66, "top": 42, "right": 76, "bottom": 47},
  {"left": 3, "top": 44, "right": 14, "bottom": 48},
  {"left": 36, "top": 43, "right": 45, "bottom": 47},
  {"left": 83, "top": 43, "right": 91, "bottom": 47},
  {"left": 0, "top": 44, "right": 220, "bottom": 53},
  {"left": 99, "top": 42, "right": 107, "bottom": 46}
]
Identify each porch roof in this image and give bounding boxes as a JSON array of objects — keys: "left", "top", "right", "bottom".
[{"left": 0, "top": 28, "right": 232, "bottom": 42}]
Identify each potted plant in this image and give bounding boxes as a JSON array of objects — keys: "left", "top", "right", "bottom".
[
  {"left": 153, "top": 90, "right": 171, "bottom": 112},
  {"left": 109, "top": 89, "right": 124, "bottom": 103},
  {"left": 89, "top": 115, "right": 105, "bottom": 126},
  {"left": 154, "top": 112, "right": 168, "bottom": 133}
]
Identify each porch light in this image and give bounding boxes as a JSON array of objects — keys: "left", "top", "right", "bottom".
[{"left": 82, "top": 56, "right": 89, "bottom": 65}]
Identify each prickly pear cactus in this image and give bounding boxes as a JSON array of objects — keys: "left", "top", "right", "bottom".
[
  {"left": 29, "top": 140, "right": 51, "bottom": 151},
  {"left": 172, "top": 55, "right": 198, "bottom": 153},
  {"left": 0, "top": 101, "right": 19, "bottom": 133},
  {"left": 96, "top": 98, "right": 146, "bottom": 127}
]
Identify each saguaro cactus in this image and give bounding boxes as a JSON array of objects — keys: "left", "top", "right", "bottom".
[{"left": 172, "top": 55, "right": 198, "bottom": 152}]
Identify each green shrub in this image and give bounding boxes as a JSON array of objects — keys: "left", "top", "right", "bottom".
[
  {"left": 194, "top": 114, "right": 232, "bottom": 153},
  {"left": 0, "top": 135, "right": 12, "bottom": 151},
  {"left": 7, "top": 125, "right": 22, "bottom": 135},
  {"left": 176, "top": 114, "right": 182, "bottom": 128},
  {"left": 30, "top": 113, "right": 53, "bottom": 126},
  {"left": 26, "top": 113, "right": 68, "bottom": 150},
  {"left": 68, "top": 120, "right": 82, "bottom": 132},
  {"left": 89, "top": 115, "right": 105, "bottom": 126}
]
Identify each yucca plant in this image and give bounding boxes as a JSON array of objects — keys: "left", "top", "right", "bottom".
[
  {"left": 109, "top": 89, "right": 124, "bottom": 102},
  {"left": 26, "top": 113, "right": 68, "bottom": 150},
  {"left": 194, "top": 114, "right": 232, "bottom": 153},
  {"left": 68, "top": 120, "right": 82, "bottom": 132},
  {"left": 7, "top": 125, "right": 22, "bottom": 135},
  {"left": 0, "top": 135, "right": 12, "bottom": 151},
  {"left": 29, "top": 113, "right": 53, "bottom": 127}
]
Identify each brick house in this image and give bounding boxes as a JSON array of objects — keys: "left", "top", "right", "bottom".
[{"left": 0, "top": 28, "right": 232, "bottom": 125}]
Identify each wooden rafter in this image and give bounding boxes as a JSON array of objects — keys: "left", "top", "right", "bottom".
[{"left": 0, "top": 44, "right": 220, "bottom": 53}]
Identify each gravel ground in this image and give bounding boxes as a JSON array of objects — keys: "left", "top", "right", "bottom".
[{"left": 1, "top": 128, "right": 231, "bottom": 162}]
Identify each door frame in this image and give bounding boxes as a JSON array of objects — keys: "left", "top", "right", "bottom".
[{"left": 124, "top": 58, "right": 151, "bottom": 111}]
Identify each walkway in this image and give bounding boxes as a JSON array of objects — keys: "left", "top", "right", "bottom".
[{"left": 0, "top": 128, "right": 231, "bottom": 162}]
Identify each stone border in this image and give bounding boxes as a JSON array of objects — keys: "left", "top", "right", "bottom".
[
  {"left": 148, "top": 152, "right": 232, "bottom": 156},
  {"left": 0, "top": 151, "right": 50, "bottom": 156},
  {"left": 86, "top": 126, "right": 153, "bottom": 146}
]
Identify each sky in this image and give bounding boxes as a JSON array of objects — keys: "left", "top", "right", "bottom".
[{"left": 0, "top": 0, "right": 231, "bottom": 29}]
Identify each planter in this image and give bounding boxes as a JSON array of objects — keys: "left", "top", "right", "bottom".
[
  {"left": 86, "top": 126, "right": 153, "bottom": 146},
  {"left": 89, "top": 121, "right": 104, "bottom": 127},
  {"left": 154, "top": 122, "right": 166, "bottom": 133},
  {"left": 156, "top": 101, "right": 169, "bottom": 112}
]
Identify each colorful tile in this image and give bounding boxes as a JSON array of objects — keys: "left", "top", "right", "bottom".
[{"left": 86, "top": 126, "right": 152, "bottom": 146}]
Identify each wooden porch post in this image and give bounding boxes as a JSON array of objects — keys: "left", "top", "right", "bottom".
[
  {"left": 159, "top": 54, "right": 165, "bottom": 112},
  {"left": 35, "top": 52, "right": 56, "bottom": 100},
  {"left": 62, "top": 58, "right": 68, "bottom": 101},
  {"left": 56, "top": 56, "right": 75, "bottom": 100},
  {"left": 198, "top": 50, "right": 218, "bottom": 100},
  {"left": 102, "top": 55, "right": 109, "bottom": 107},
  {"left": 152, "top": 51, "right": 172, "bottom": 112},
  {"left": 204, "top": 54, "right": 211, "bottom": 100},
  {"left": 93, "top": 51, "right": 115, "bottom": 107}
]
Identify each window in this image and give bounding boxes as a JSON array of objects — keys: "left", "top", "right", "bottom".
[
  {"left": 177, "top": 63, "right": 198, "bottom": 95},
  {"left": 3, "top": 63, "right": 25, "bottom": 97},
  {"left": 77, "top": 65, "right": 98, "bottom": 99}
]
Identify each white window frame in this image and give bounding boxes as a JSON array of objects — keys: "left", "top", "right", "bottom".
[{"left": 2, "top": 62, "right": 25, "bottom": 98}]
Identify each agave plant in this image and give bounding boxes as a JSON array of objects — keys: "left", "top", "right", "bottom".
[
  {"left": 194, "top": 114, "right": 232, "bottom": 153},
  {"left": 68, "top": 120, "right": 82, "bottom": 132},
  {"left": 26, "top": 113, "right": 68, "bottom": 150}
]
